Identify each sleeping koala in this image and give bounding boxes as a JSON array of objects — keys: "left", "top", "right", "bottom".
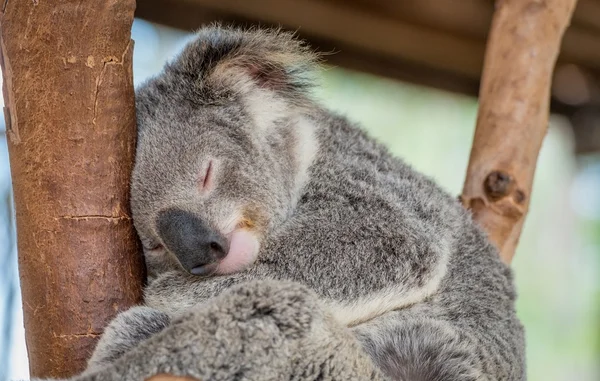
[{"left": 67, "top": 26, "right": 526, "bottom": 380}]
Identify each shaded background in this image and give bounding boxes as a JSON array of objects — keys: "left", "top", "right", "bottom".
[{"left": 2, "top": 5, "right": 600, "bottom": 380}]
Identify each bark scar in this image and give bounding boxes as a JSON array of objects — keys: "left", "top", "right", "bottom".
[
  {"left": 484, "top": 170, "right": 514, "bottom": 200},
  {"left": 53, "top": 332, "right": 101, "bottom": 339},
  {"left": 92, "top": 39, "right": 132, "bottom": 126},
  {"left": 0, "top": 35, "right": 20, "bottom": 144},
  {"left": 58, "top": 214, "right": 131, "bottom": 221}
]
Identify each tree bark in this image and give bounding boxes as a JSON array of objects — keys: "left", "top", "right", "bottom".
[
  {"left": 0, "top": 1, "right": 144, "bottom": 378},
  {"left": 461, "top": 0, "right": 578, "bottom": 264}
]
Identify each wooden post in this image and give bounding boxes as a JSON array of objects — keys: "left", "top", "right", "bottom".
[
  {"left": 461, "top": 0, "right": 578, "bottom": 264},
  {"left": 0, "top": 1, "right": 144, "bottom": 378}
]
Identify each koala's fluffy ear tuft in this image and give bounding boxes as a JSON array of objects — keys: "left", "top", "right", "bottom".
[{"left": 167, "top": 25, "right": 321, "bottom": 104}]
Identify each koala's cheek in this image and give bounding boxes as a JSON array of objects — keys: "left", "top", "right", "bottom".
[{"left": 217, "top": 230, "right": 260, "bottom": 274}]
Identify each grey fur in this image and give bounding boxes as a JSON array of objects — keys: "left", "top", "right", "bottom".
[{"left": 42, "top": 26, "right": 525, "bottom": 381}]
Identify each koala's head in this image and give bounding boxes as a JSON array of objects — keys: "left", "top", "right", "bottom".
[{"left": 131, "top": 26, "right": 319, "bottom": 278}]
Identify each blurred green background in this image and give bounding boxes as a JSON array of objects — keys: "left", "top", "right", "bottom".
[{"left": 1, "top": 19, "right": 599, "bottom": 381}]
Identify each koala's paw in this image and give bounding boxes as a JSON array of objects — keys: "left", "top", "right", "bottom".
[
  {"left": 174, "top": 279, "right": 322, "bottom": 342},
  {"left": 85, "top": 306, "right": 171, "bottom": 372},
  {"left": 226, "top": 280, "right": 323, "bottom": 340}
]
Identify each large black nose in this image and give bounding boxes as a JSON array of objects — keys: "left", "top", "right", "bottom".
[{"left": 156, "top": 208, "right": 229, "bottom": 276}]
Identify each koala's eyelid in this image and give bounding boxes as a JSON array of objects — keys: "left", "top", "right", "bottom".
[
  {"left": 204, "top": 160, "right": 213, "bottom": 188},
  {"left": 199, "top": 159, "right": 215, "bottom": 193}
]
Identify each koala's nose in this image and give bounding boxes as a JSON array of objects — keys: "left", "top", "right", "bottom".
[{"left": 156, "top": 208, "right": 229, "bottom": 276}]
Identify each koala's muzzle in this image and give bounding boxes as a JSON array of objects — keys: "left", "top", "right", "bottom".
[{"left": 156, "top": 209, "right": 229, "bottom": 276}]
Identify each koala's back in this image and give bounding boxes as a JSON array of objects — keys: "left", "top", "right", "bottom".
[
  {"left": 245, "top": 110, "right": 525, "bottom": 378},
  {"left": 351, "top": 222, "right": 525, "bottom": 380},
  {"left": 254, "top": 110, "right": 504, "bottom": 303}
]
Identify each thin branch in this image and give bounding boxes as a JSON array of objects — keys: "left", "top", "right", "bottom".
[{"left": 461, "top": 0, "right": 578, "bottom": 263}]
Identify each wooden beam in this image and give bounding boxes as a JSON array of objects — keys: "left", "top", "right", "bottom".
[
  {"left": 135, "top": 0, "right": 482, "bottom": 96},
  {"left": 337, "top": 0, "right": 493, "bottom": 39},
  {"left": 461, "top": 0, "right": 578, "bottom": 264},
  {"left": 181, "top": 0, "right": 485, "bottom": 79},
  {"left": 561, "top": 26, "right": 600, "bottom": 68},
  {"left": 136, "top": 0, "right": 600, "bottom": 111},
  {"left": 572, "top": 0, "right": 600, "bottom": 32},
  {"left": 178, "top": 0, "right": 600, "bottom": 73},
  {"left": 337, "top": 0, "right": 600, "bottom": 68},
  {"left": 0, "top": 0, "right": 144, "bottom": 377},
  {"left": 342, "top": 0, "right": 600, "bottom": 36}
]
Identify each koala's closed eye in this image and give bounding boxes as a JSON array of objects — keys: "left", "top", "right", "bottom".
[{"left": 198, "top": 160, "right": 215, "bottom": 193}]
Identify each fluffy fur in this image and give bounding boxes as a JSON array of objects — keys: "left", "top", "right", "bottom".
[{"left": 41, "top": 26, "right": 525, "bottom": 381}]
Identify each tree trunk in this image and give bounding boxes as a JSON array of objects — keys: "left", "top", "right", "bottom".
[
  {"left": 0, "top": 1, "right": 144, "bottom": 378},
  {"left": 461, "top": 0, "right": 578, "bottom": 264}
]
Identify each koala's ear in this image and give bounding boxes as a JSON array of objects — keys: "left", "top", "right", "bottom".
[{"left": 171, "top": 25, "right": 320, "bottom": 103}]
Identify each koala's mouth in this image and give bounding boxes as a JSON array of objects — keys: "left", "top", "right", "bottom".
[
  {"left": 190, "top": 261, "right": 219, "bottom": 276},
  {"left": 215, "top": 228, "right": 260, "bottom": 275},
  {"left": 186, "top": 228, "right": 259, "bottom": 276}
]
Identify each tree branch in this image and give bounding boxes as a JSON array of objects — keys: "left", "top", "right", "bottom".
[{"left": 461, "top": 0, "right": 578, "bottom": 264}]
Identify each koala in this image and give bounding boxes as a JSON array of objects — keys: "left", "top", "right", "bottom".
[{"left": 52, "top": 26, "right": 526, "bottom": 381}]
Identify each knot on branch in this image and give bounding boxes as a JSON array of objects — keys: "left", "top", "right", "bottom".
[{"left": 484, "top": 170, "right": 527, "bottom": 205}]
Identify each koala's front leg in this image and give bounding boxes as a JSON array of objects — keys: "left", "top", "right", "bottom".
[
  {"left": 73, "top": 280, "right": 385, "bottom": 381},
  {"left": 142, "top": 270, "right": 252, "bottom": 315},
  {"left": 85, "top": 306, "right": 171, "bottom": 373}
]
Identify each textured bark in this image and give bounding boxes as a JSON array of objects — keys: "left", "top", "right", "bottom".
[
  {"left": 0, "top": 0, "right": 144, "bottom": 378},
  {"left": 461, "top": 0, "right": 578, "bottom": 264}
]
